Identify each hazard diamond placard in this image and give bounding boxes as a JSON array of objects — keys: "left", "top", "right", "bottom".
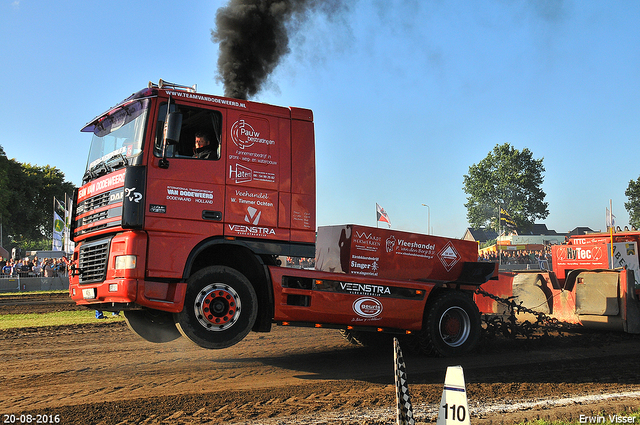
[{"left": 439, "top": 241, "right": 461, "bottom": 272}]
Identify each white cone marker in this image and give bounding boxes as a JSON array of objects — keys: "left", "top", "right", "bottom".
[{"left": 436, "top": 366, "right": 470, "bottom": 425}]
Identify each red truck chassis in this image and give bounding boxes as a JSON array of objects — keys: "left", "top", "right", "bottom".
[{"left": 69, "top": 80, "right": 496, "bottom": 356}]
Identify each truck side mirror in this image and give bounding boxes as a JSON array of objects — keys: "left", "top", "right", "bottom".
[
  {"left": 159, "top": 112, "right": 183, "bottom": 169},
  {"left": 164, "top": 112, "right": 183, "bottom": 144}
]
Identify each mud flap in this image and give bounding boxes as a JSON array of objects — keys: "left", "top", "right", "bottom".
[
  {"left": 576, "top": 271, "right": 625, "bottom": 332},
  {"left": 575, "top": 272, "right": 619, "bottom": 316},
  {"left": 512, "top": 273, "right": 551, "bottom": 314}
]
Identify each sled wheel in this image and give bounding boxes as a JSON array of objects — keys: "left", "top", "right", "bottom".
[
  {"left": 124, "top": 309, "right": 182, "bottom": 343},
  {"left": 421, "top": 291, "right": 481, "bottom": 357},
  {"left": 174, "top": 266, "right": 257, "bottom": 349}
]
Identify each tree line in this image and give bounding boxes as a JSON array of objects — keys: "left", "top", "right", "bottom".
[
  {"left": 464, "top": 143, "right": 640, "bottom": 233},
  {"left": 0, "top": 145, "right": 76, "bottom": 253}
]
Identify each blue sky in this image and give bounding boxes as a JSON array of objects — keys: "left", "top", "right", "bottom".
[{"left": 1, "top": 0, "right": 639, "bottom": 238}]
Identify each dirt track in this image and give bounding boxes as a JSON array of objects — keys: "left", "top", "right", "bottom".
[{"left": 1, "top": 293, "right": 640, "bottom": 424}]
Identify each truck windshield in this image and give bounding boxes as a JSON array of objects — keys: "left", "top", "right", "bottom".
[{"left": 82, "top": 98, "right": 150, "bottom": 183}]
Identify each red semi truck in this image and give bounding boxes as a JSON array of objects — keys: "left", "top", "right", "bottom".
[{"left": 69, "top": 80, "right": 496, "bottom": 356}]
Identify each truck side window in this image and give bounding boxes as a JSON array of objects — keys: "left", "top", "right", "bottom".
[{"left": 155, "top": 104, "right": 222, "bottom": 160}]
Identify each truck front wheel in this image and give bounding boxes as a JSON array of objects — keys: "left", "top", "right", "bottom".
[
  {"left": 419, "top": 291, "right": 481, "bottom": 357},
  {"left": 174, "top": 266, "right": 258, "bottom": 349}
]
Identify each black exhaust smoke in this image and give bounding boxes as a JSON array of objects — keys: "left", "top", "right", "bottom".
[{"left": 212, "top": 0, "right": 342, "bottom": 100}]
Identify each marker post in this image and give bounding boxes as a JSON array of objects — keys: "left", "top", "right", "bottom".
[
  {"left": 393, "top": 337, "right": 415, "bottom": 425},
  {"left": 437, "top": 366, "right": 470, "bottom": 425}
]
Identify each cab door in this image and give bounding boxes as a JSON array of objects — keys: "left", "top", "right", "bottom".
[{"left": 144, "top": 102, "right": 226, "bottom": 279}]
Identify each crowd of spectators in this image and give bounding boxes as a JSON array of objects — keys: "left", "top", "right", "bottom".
[
  {"left": 478, "top": 247, "right": 553, "bottom": 267},
  {"left": 285, "top": 257, "right": 316, "bottom": 269},
  {"left": 0, "top": 257, "right": 67, "bottom": 278}
]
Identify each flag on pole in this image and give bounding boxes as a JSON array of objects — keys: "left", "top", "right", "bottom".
[
  {"left": 606, "top": 207, "right": 616, "bottom": 230},
  {"left": 52, "top": 197, "right": 66, "bottom": 251},
  {"left": 499, "top": 207, "right": 517, "bottom": 230},
  {"left": 376, "top": 203, "right": 391, "bottom": 227},
  {"left": 65, "top": 194, "right": 75, "bottom": 254}
]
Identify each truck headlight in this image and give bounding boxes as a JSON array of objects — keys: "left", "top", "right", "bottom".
[{"left": 115, "top": 255, "right": 137, "bottom": 270}]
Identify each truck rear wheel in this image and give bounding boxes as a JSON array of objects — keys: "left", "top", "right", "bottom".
[
  {"left": 174, "top": 266, "right": 258, "bottom": 349},
  {"left": 419, "top": 291, "right": 481, "bottom": 357},
  {"left": 124, "top": 309, "right": 182, "bottom": 343}
]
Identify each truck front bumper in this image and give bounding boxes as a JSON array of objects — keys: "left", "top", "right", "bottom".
[{"left": 69, "top": 278, "right": 187, "bottom": 313}]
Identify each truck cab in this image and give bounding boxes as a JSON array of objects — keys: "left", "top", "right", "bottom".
[{"left": 70, "top": 80, "right": 316, "bottom": 347}]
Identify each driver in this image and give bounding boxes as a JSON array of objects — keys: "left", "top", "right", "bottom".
[{"left": 193, "top": 132, "right": 215, "bottom": 159}]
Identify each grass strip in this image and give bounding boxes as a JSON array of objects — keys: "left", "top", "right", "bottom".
[
  {"left": 0, "top": 309, "right": 124, "bottom": 329},
  {"left": 516, "top": 409, "right": 640, "bottom": 425},
  {"left": 0, "top": 289, "right": 68, "bottom": 296}
]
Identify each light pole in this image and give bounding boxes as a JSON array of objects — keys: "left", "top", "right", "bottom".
[{"left": 421, "top": 204, "right": 430, "bottom": 235}]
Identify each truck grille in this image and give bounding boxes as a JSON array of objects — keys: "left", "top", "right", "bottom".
[
  {"left": 77, "top": 191, "right": 112, "bottom": 215},
  {"left": 74, "top": 205, "right": 123, "bottom": 237},
  {"left": 74, "top": 188, "right": 123, "bottom": 238},
  {"left": 78, "top": 238, "right": 111, "bottom": 284},
  {"left": 82, "top": 210, "right": 109, "bottom": 225}
]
